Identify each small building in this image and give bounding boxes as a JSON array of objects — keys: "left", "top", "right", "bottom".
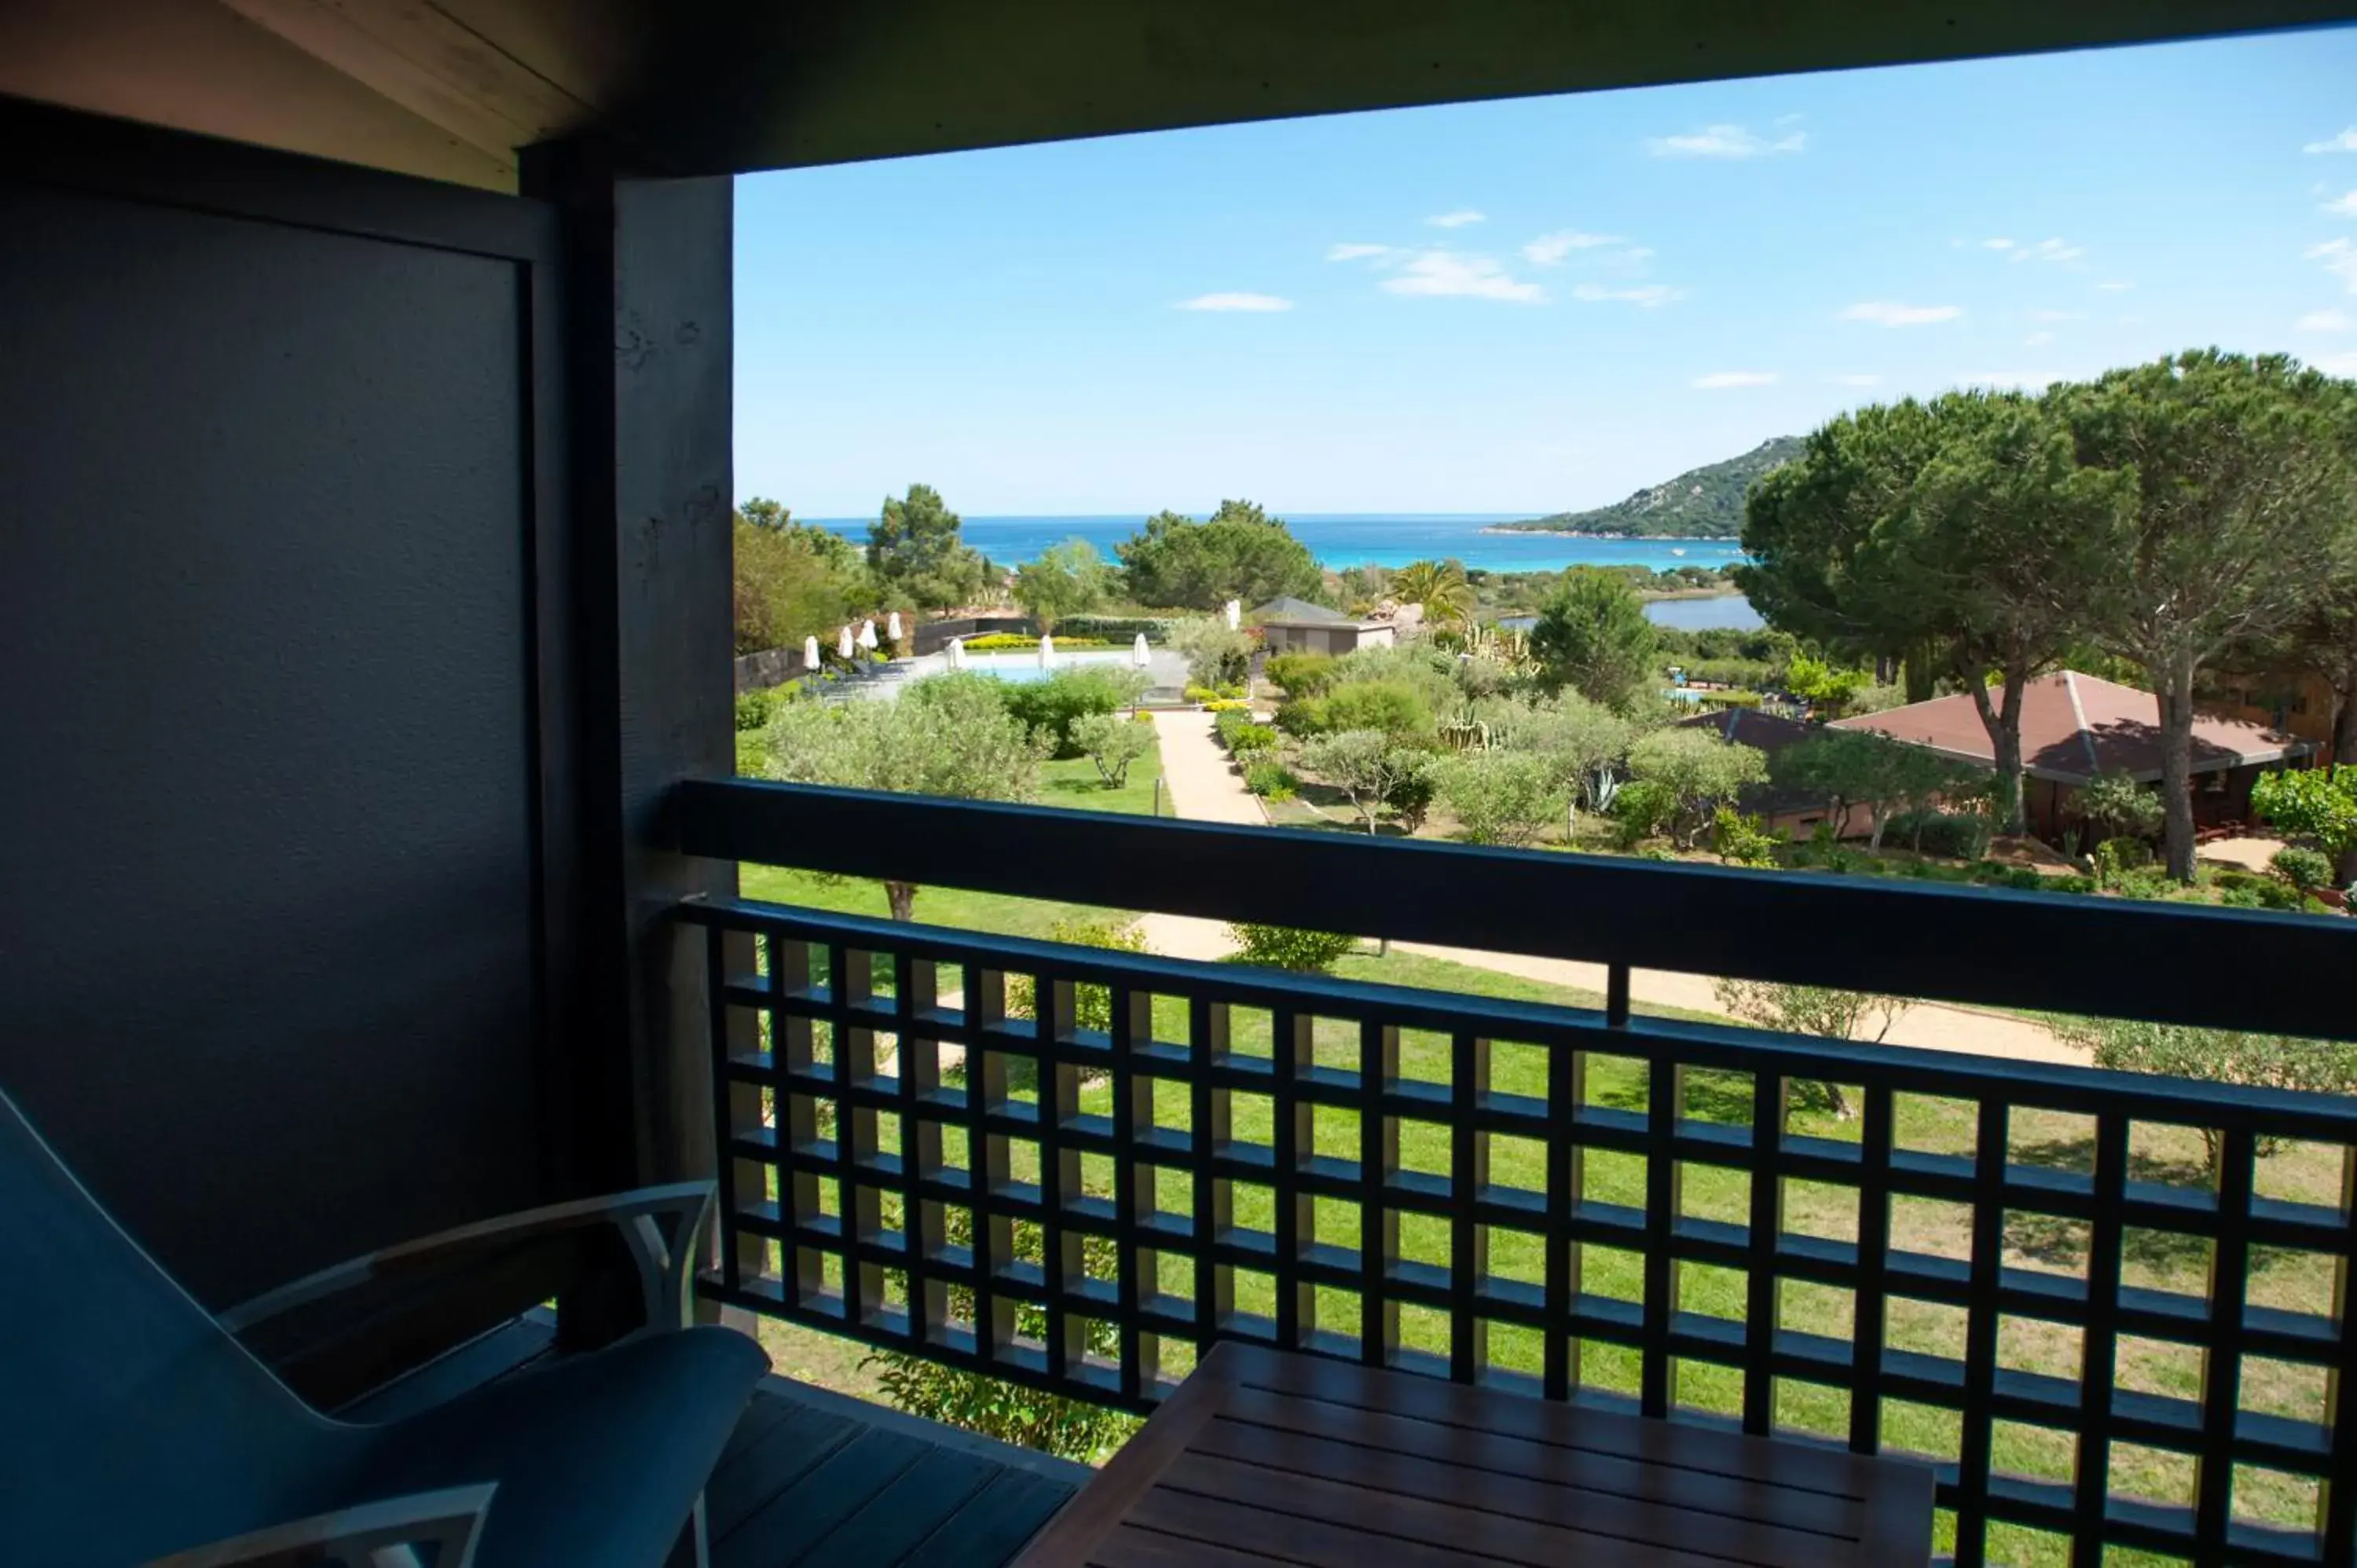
[
  {"left": 1672, "top": 708, "right": 1848, "bottom": 839},
  {"left": 1831, "top": 671, "right": 2314, "bottom": 843},
  {"left": 1250, "top": 595, "right": 1396, "bottom": 656}
]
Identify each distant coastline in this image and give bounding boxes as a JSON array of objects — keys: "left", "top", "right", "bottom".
[{"left": 1480, "top": 526, "right": 1741, "bottom": 543}]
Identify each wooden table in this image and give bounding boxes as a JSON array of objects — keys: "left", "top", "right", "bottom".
[{"left": 1014, "top": 1344, "right": 1934, "bottom": 1567}]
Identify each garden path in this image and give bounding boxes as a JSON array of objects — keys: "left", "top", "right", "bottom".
[{"left": 1135, "top": 715, "right": 2089, "bottom": 1068}]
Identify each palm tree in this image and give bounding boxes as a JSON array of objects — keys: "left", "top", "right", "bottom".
[{"left": 1391, "top": 559, "right": 1476, "bottom": 628}]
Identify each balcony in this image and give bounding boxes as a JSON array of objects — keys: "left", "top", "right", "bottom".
[{"left": 672, "top": 777, "right": 2355, "bottom": 1567}]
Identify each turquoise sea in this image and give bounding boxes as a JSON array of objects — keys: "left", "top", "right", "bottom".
[{"left": 807, "top": 513, "right": 1744, "bottom": 576}]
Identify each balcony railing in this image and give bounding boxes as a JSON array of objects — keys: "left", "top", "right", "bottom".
[{"left": 674, "top": 779, "right": 2357, "bottom": 1568}]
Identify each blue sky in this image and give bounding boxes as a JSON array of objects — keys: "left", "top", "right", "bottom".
[{"left": 735, "top": 27, "right": 2357, "bottom": 517}]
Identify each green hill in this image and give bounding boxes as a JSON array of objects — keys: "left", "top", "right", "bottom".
[{"left": 1497, "top": 435, "right": 1802, "bottom": 538}]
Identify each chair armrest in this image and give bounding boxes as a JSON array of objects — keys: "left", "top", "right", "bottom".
[
  {"left": 221, "top": 1183, "right": 714, "bottom": 1343},
  {"left": 143, "top": 1484, "right": 495, "bottom": 1568}
]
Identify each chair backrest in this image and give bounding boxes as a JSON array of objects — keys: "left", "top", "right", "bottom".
[{"left": 0, "top": 1088, "right": 337, "bottom": 1563}]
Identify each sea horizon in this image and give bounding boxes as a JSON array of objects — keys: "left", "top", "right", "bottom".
[{"left": 806, "top": 512, "right": 1747, "bottom": 576}]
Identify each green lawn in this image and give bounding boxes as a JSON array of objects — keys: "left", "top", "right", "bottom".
[
  {"left": 750, "top": 940, "right": 2341, "bottom": 1561},
  {"left": 737, "top": 730, "right": 1163, "bottom": 940}
]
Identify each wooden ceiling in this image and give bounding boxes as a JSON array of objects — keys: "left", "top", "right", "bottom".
[{"left": 5, "top": 0, "right": 2355, "bottom": 191}]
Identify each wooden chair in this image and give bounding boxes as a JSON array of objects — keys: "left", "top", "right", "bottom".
[{"left": 0, "top": 1088, "right": 769, "bottom": 1566}]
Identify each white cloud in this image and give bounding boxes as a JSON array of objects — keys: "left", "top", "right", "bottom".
[
  {"left": 1982, "top": 238, "right": 2016, "bottom": 251},
  {"left": 2299, "top": 307, "right": 2353, "bottom": 332},
  {"left": 2097, "top": 280, "right": 2135, "bottom": 292},
  {"left": 2306, "top": 127, "right": 2357, "bottom": 153},
  {"left": 2028, "top": 309, "right": 2086, "bottom": 322},
  {"left": 1174, "top": 292, "right": 1293, "bottom": 313},
  {"left": 1326, "top": 243, "right": 1390, "bottom": 262},
  {"left": 1571, "top": 282, "right": 1683, "bottom": 308},
  {"left": 2315, "top": 349, "right": 2357, "bottom": 374},
  {"left": 1842, "top": 300, "right": 1963, "bottom": 327},
  {"left": 2309, "top": 238, "right": 2357, "bottom": 292},
  {"left": 2324, "top": 191, "right": 2357, "bottom": 217},
  {"left": 1693, "top": 371, "right": 1779, "bottom": 389},
  {"left": 1380, "top": 251, "right": 1545, "bottom": 302},
  {"left": 1646, "top": 123, "right": 1808, "bottom": 159},
  {"left": 2025, "top": 331, "right": 2057, "bottom": 346},
  {"left": 1829, "top": 373, "right": 1882, "bottom": 387},
  {"left": 1426, "top": 210, "right": 1486, "bottom": 228},
  {"left": 2011, "top": 237, "right": 2085, "bottom": 264},
  {"left": 1967, "top": 370, "right": 2067, "bottom": 390},
  {"left": 1521, "top": 230, "right": 1622, "bottom": 266}
]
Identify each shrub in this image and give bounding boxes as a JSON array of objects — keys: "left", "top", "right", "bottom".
[
  {"left": 1202, "top": 698, "right": 1251, "bottom": 713},
  {"left": 1226, "top": 924, "right": 1357, "bottom": 973},
  {"left": 1438, "top": 752, "right": 1566, "bottom": 847},
  {"left": 1003, "top": 665, "right": 1146, "bottom": 757},
  {"left": 1265, "top": 651, "right": 1339, "bottom": 698},
  {"left": 2271, "top": 844, "right": 2333, "bottom": 892},
  {"left": 1609, "top": 779, "right": 1677, "bottom": 849},
  {"left": 1223, "top": 721, "right": 1277, "bottom": 755},
  {"left": 2001, "top": 866, "right": 2047, "bottom": 892},
  {"left": 2047, "top": 874, "right": 2097, "bottom": 895},
  {"left": 867, "top": 1203, "right": 1138, "bottom": 1460},
  {"left": 1321, "top": 681, "right": 1436, "bottom": 746},
  {"left": 1003, "top": 918, "right": 1150, "bottom": 1035},
  {"left": 1274, "top": 696, "right": 1331, "bottom": 736},
  {"left": 1886, "top": 809, "right": 1994, "bottom": 860},
  {"left": 2058, "top": 1018, "right": 2357, "bottom": 1170},
  {"left": 734, "top": 685, "right": 787, "bottom": 732},
  {"left": 1383, "top": 756, "right": 1441, "bottom": 833},
  {"left": 1069, "top": 711, "right": 1154, "bottom": 787},
  {"left": 962, "top": 632, "right": 1115, "bottom": 650},
  {"left": 1244, "top": 760, "right": 1298, "bottom": 800},
  {"left": 1710, "top": 805, "right": 1780, "bottom": 867},
  {"left": 2219, "top": 885, "right": 2267, "bottom": 908}
]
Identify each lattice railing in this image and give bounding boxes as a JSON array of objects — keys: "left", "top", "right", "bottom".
[{"left": 685, "top": 897, "right": 2357, "bottom": 1568}]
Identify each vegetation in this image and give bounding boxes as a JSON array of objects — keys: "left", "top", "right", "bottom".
[
  {"left": 1626, "top": 730, "right": 1769, "bottom": 848},
  {"left": 1296, "top": 730, "right": 1429, "bottom": 835},
  {"left": 2253, "top": 765, "right": 2357, "bottom": 887},
  {"left": 2058, "top": 353, "right": 2356, "bottom": 878},
  {"left": 1265, "top": 651, "right": 1339, "bottom": 697},
  {"left": 1226, "top": 924, "right": 1358, "bottom": 973},
  {"left": 1010, "top": 537, "right": 1110, "bottom": 632},
  {"left": 1003, "top": 665, "right": 1148, "bottom": 757},
  {"left": 1437, "top": 751, "right": 1567, "bottom": 848},
  {"left": 732, "top": 500, "right": 876, "bottom": 655},
  {"left": 757, "top": 672, "right": 1045, "bottom": 918},
  {"left": 1528, "top": 570, "right": 1659, "bottom": 713},
  {"left": 1499, "top": 434, "right": 1802, "bottom": 538},
  {"left": 2057, "top": 1019, "right": 2357, "bottom": 1171},
  {"left": 2270, "top": 844, "right": 2333, "bottom": 893},
  {"left": 1116, "top": 500, "right": 1321, "bottom": 609},
  {"left": 1389, "top": 559, "right": 1476, "bottom": 628},
  {"left": 1709, "top": 980, "right": 1910, "bottom": 1119},
  {"left": 1070, "top": 712, "right": 1153, "bottom": 788},
  {"left": 1003, "top": 918, "right": 1151, "bottom": 1033},
  {"left": 1166, "top": 615, "right": 1252, "bottom": 687},
  {"left": 1709, "top": 805, "right": 1780, "bottom": 867},
  {"left": 867, "top": 483, "right": 992, "bottom": 612},
  {"left": 2077, "top": 771, "right": 2162, "bottom": 848},
  {"left": 1772, "top": 730, "right": 1959, "bottom": 852}
]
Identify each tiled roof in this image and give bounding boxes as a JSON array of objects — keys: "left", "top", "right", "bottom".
[{"left": 1829, "top": 671, "right": 2309, "bottom": 784}]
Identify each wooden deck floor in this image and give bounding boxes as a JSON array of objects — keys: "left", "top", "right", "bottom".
[
  {"left": 339, "top": 1313, "right": 1084, "bottom": 1567},
  {"left": 709, "top": 1378, "right": 1084, "bottom": 1568}
]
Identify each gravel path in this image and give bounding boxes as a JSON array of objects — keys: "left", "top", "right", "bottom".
[{"left": 1146, "top": 709, "right": 1268, "bottom": 825}]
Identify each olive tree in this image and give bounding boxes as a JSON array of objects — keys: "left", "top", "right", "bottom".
[
  {"left": 1626, "top": 730, "right": 1769, "bottom": 848},
  {"left": 761, "top": 672, "right": 1045, "bottom": 918}
]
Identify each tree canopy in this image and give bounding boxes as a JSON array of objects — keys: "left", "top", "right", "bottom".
[
  {"left": 758, "top": 672, "right": 1044, "bottom": 918},
  {"left": 1772, "top": 730, "right": 1961, "bottom": 851},
  {"left": 1011, "top": 537, "right": 1109, "bottom": 633},
  {"left": 868, "top": 484, "right": 992, "bottom": 612},
  {"left": 1626, "top": 730, "right": 1769, "bottom": 848},
  {"left": 1527, "top": 570, "right": 1659, "bottom": 713},
  {"left": 2055, "top": 351, "right": 2357, "bottom": 877},
  {"left": 733, "top": 501, "right": 874, "bottom": 655},
  {"left": 1116, "top": 500, "right": 1322, "bottom": 610}
]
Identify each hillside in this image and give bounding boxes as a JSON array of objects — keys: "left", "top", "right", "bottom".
[{"left": 1497, "top": 435, "right": 1802, "bottom": 538}]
